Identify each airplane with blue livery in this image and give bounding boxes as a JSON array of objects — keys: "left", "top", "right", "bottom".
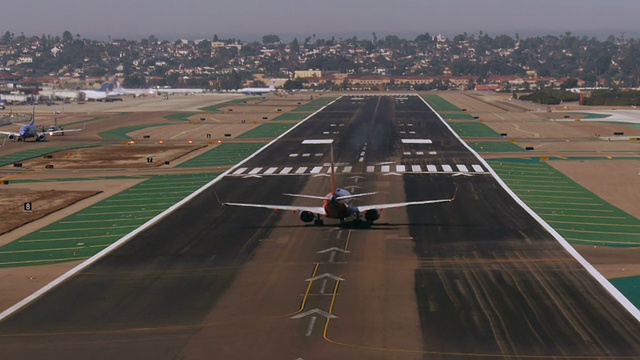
[{"left": 0, "top": 107, "right": 81, "bottom": 141}]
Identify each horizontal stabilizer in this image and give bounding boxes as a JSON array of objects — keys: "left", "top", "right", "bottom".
[{"left": 283, "top": 193, "right": 327, "bottom": 200}]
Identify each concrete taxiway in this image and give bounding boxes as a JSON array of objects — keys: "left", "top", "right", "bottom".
[{"left": 0, "top": 95, "right": 638, "bottom": 359}]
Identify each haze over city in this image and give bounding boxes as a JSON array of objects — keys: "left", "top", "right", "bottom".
[{"left": 2, "top": 0, "right": 640, "bottom": 41}]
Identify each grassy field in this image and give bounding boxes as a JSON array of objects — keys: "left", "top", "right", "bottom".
[
  {"left": 236, "top": 123, "right": 295, "bottom": 139},
  {"left": 0, "top": 144, "right": 99, "bottom": 167},
  {"left": 0, "top": 173, "right": 219, "bottom": 267},
  {"left": 176, "top": 143, "right": 264, "bottom": 168},
  {"left": 488, "top": 159, "right": 640, "bottom": 247},
  {"left": 448, "top": 122, "right": 501, "bottom": 137},
  {"left": 97, "top": 124, "right": 166, "bottom": 140}
]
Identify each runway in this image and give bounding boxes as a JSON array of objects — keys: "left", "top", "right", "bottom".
[{"left": 0, "top": 95, "right": 639, "bottom": 359}]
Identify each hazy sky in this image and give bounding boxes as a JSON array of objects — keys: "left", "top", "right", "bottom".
[{"left": 3, "top": 0, "right": 639, "bottom": 41}]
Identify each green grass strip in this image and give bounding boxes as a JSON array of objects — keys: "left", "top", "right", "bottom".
[
  {"left": 273, "top": 112, "right": 312, "bottom": 121},
  {"left": 176, "top": 142, "right": 263, "bottom": 168},
  {"left": 164, "top": 113, "right": 194, "bottom": 121},
  {"left": 198, "top": 98, "right": 249, "bottom": 112},
  {"left": 609, "top": 277, "right": 640, "bottom": 309},
  {"left": 236, "top": 124, "right": 295, "bottom": 139},
  {"left": 64, "top": 116, "right": 107, "bottom": 127},
  {"left": 448, "top": 122, "right": 500, "bottom": 137},
  {"left": 0, "top": 172, "right": 219, "bottom": 268},
  {"left": 98, "top": 124, "right": 166, "bottom": 140},
  {"left": 567, "top": 112, "right": 612, "bottom": 119},
  {"left": 467, "top": 141, "right": 524, "bottom": 152},
  {"left": 488, "top": 159, "right": 640, "bottom": 247},
  {"left": 0, "top": 144, "right": 100, "bottom": 167},
  {"left": 421, "top": 94, "right": 463, "bottom": 112},
  {"left": 440, "top": 112, "right": 475, "bottom": 120}
]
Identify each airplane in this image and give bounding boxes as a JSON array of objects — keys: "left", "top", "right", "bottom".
[
  {"left": 114, "top": 82, "right": 157, "bottom": 97},
  {"left": 154, "top": 87, "right": 205, "bottom": 95},
  {"left": 239, "top": 81, "right": 276, "bottom": 95},
  {"left": 0, "top": 107, "right": 81, "bottom": 141},
  {"left": 221, "top": 143, "right": 456, "bottom": 226},
  {"left": 45, "top": 117, "right": 82, "bottom": 136},
  {"left": 79, "top": 82, "right": 122, "bottom": 101}
]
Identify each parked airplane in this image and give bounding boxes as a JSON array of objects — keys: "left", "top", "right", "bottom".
[
  {"left": 79, "top": 83, "right": 122, "bottom": 101},
  {"left": 114, "top": 82, "right": 157, "bottom": 97},
  {"left": 155, "top": 87, "right": 204, "bottom": 95},
  {"left": 239, "top": 81, "right": 276, "bottom": 95},
  {"left": 222, "top": 143, "right": 455, "bottom": 225},
  {"left": 0, "top": 107, "right": 81, "bottom": 141}
]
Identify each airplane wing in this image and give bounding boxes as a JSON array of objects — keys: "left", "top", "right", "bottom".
[
  {"left": 0, "top": 130, "right": 19, "bottom": 137},
  {"left": 222, "top": 201, "right": 326, "bottom": 215},
  {"left": 47, "top": 128, "right": 82, "bottom": 136},
  {"left": 357, "top": 195, "right": 455, "bottom": 212}
]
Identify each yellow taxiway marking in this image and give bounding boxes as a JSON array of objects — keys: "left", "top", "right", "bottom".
[
  {"left": 320, "top": 271, "right": 636, "bottom": 358},
  {"left": 0, "top": 170, "right": 39, "bottom": 182},
  {"left": 287, "top": 263, "right": 320, "bottom": 316}
]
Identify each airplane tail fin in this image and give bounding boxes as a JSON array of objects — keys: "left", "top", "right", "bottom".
[
  {"left": 98, "top": 82, "right": 111, "bottom": 92},
  {"left": 269, "top": 80, "right": 275, "bottom": 90},
  {"left": 330, "top": 143, "right": 336, "bottom": 195},
  {"left": 29, "top": 104, "right": 35, "bottom": 125}
]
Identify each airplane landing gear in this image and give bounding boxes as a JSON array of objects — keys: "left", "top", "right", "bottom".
[{"left": 313, "top": 215, "right": 324, "bottom": 226}]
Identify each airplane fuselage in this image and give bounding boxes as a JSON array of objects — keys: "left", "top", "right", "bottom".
[{"left": 322, "top": 188, "right": 356, "bottom": 220}]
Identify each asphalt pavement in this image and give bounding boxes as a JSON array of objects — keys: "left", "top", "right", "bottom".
[{"left": 0, "top": 95, "right": 638, "bottom": 359}]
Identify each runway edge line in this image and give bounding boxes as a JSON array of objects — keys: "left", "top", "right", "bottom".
[
  {"left": 418, "top": 94, "right": 640, "bottom": 323},
  {"left": 0, "top": 95, "right": 343, "bottom": 322}
]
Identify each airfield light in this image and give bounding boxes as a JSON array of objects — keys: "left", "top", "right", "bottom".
[
  {"left": 217, "top": 140, "right": 222, "bottom": 144},
  {"left": 159, "top": 140, "right": 164, "bottom": 144},
  {"left": 188, "top": 140, "right": 193, "bottom": 144}
]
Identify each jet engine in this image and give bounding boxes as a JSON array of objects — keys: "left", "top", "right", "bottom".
[
  {"left": 37, "top": 133, "right": 46, "bottom": 141},
  {"left": 299, "top": 211, "right": 315, "bottom": 223},
  {"left": 8, "top": 134, "right": 16, "bottom": 140},
  {"left": 364, "top": 209, "right": 380, "bottom": 222}
]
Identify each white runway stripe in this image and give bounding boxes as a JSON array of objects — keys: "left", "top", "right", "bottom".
[{"left": 231, "top": 164, "right": 488, "bottom": 176}]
